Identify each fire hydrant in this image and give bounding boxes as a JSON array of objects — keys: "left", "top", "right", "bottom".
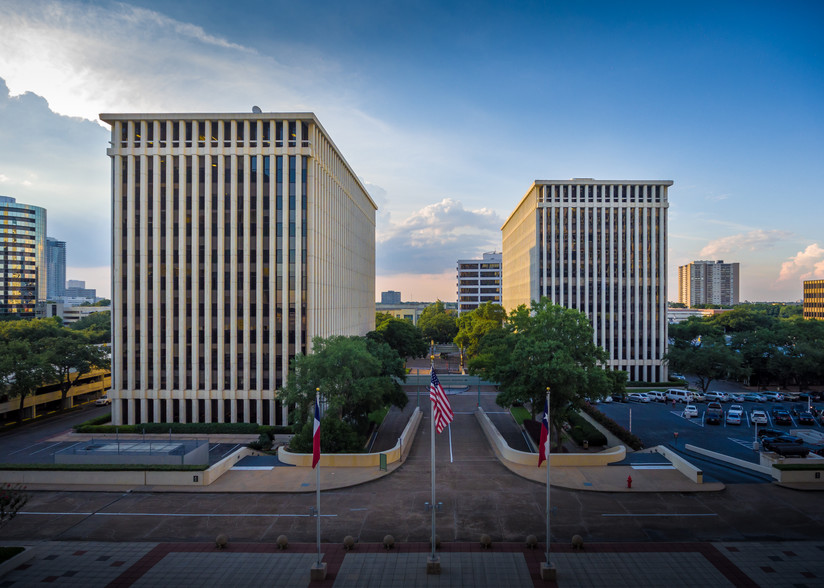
[{"left": 627, "top": 475, "right": 633, "bottom": 489}]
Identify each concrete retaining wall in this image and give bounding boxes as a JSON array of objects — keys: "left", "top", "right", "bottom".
[
  {"left": 685, "top": 443, "right": 776, "bottom": 479},
  {"left": 651, "top": 445, "right": 704, "bottom": 483},
  {"left": 476, "top": 407, "right": 626, "bottom": 467},
  {"left": 278, "top": 407, "right": 423, "bottom": 468}
]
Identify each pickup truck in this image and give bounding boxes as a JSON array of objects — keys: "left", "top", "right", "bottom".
[{"left": 706, "top": 402, "right": 723, "bottom": 425}]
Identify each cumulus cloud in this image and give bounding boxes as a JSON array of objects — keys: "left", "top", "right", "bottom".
[
  {"left": 699, "top": 229, "right": 792, "bottom": 257},
  {"left": 778, "top": 244, "right": 824, "bottom": 282},
  {"left": 376, "top": 198, "right": 502, "bottom": 274}
]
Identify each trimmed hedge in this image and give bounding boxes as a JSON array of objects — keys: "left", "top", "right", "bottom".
[
  {"left": 581, "top": 403, "right": 644, "bottom": 450},
  {"left": 74, "top": 422, "right": 292, "bottom": 435},
  {"left": 567, "top": 412, "right": 608, "bottom": 447},
  {"left": 0, "top": 463, "right": 207, "bottom": 471},
  {"left": 627, "top": 381, "right": 684, "bottom": 388},
  {"left": 772, "top": 463, "right": 824, "bottom": 471}
]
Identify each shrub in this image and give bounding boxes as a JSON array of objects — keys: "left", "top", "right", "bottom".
[
  {"left": 580, "top": 403, "right": 644, "bottom": 450},
  {"left": 0, "top": 463, "right": 206, "bottom": 471},
  {"left": 566, "top": 412, "right": 607, "bottom": 447},
  {"left": 74, "top": 422, "right": 291, "bottom": 435}
]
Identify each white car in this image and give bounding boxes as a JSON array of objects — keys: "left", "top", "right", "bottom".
[
  {"left": 726, "top": 408, "right": 742, "bottom": 425},
  {"left": 94, "top": 395, "right": 112, "bottom": 406},
  {"left": 627, "top": 392, "right": 651, "bottom": 403},
  {"left": 751, "top": 409, "right": 768, "bottom": 424},
  {"left": 684, "top": 404, "right": 699, "bottom": 418},
  {"left": 646, "top": 390, "right": 666, "bottom": 402},
  {"left": 705, "top": 391, "right": 730, "bottom": 403}
]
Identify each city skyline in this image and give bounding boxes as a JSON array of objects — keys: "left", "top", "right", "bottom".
[{"left": 0, "top": 0, "right": 822, "bottom": 303}]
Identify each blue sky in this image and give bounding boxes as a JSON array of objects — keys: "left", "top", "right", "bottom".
[{"left": 0, "top": 0, "right": 821, "bottom": 301}]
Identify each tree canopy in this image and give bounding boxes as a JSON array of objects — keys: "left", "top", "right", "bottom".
[
  {"left": 454, "top": 302, "right": 506, "bottom": 359},
  {"left": 417, "top": 300, "right": 458, "bottom": 344},
  {"left": 282, "top": 335, "right": 408, "bottom": 453},
  {"left": 69, "top": 310, "right": 111, "bottom": 343},
  {"left": 369, "top": 313, "right": 427, "bottom": 359},
  {"left": 665, "top": 318, "right": 743, "bottom": 393},
  {"left": 469, "top": 298, "right": 616, "bottom": 448}
]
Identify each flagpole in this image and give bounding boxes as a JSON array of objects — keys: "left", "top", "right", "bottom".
[
  {"left": 315, "top": 388, "right": 321, "bottom": 568},
  {"left": 429, "top": 342, "right": 437, "bottom": 565},
  {"left": 541, "top": 386, "right": 556, "bottom": 581}
]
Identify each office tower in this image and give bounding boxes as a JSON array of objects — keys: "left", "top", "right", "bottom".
[
  {"left": 66, "top": 279, "right": 85, "bottom": 289},
  {"left": 678, "top": 260, "right": 739, "bottom": 307},
  {"left": 502, "top": 179, "right": 672, "bottom": 381},
  {"left": 0, "top": 195, "right": 47, "bottom": 317},
  {"left": 803, "top": 279, "right": 824, "bottom": 320},
  {"left": 456, "top": 251, "right": 502, "bottom": 314},
  {"left": 380, "top": 290, "right": 401, "bottom": 304},
  {"left": 46, "top": 237, "right": 67, "bottom": 300},
  {"left": 101, "top": 112, "right": 376, "bottom": 425}
]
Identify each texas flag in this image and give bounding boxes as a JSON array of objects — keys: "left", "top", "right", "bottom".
[
  {"left": 312, "top": 400, "right": 321, "bottom": 469},
  {"left": 538, "top": 398, "right": 549, "bottom": 467}
]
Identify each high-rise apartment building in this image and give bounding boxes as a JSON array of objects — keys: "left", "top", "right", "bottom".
[
  {"left": 456, "top": 251, "right": 502, "bottom": 314},
  {"left": 1, "top": 195, "right": 47, "bottom": 317},
  {"left": 502, "top": 179, "right": 672, "bottom": 381},
  {"left": 380, "top": 290, "right": 401, "bottom": 304},
  {"left": 46, "top": 237, "right": 67, "bottom": 301},
  {"left": 101, "top": 112, "right": 376, "bottom": 425},
  {"left": 803, "top": 279, "right": 824, "bottom": 320},
  {"left": 678, "top": 260, "right": 739, "bottom": 307}
]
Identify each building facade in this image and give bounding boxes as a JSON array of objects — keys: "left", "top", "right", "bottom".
[
  {"left": 678, "top": 260, "right": 739, "bottom": 307},
  {"left": 457, "top": 251, "right": 502, "bottom": 314},
  {"left": 803, "top": 279, "right": 824, "bottom": 320},
  {"left": 502, "top": 179, "right": 671, "bottom": 381},
  {"left": 0, "top": 195, "right": 47, "bottom": 317},
  {"left": 46, "top": 237, "right": 67, "bottom": 301},
  {"left": 101, "top": 112, "right": 376, "bottom": 425},
  {"left": 380, "top": 290, "right": 401, "bottom": 304}
]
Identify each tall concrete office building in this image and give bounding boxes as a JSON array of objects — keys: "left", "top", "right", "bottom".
[
  {"left": 502, "top": 179, "right": 672, "bottom": 381},
  {"left": 456, "top": 251, "right": 502, "bottom": 314},
  {"left": 678, "top": 260, "right": 739, "bottom": 307},
  {"left": 101, "top": 112, "right": 376, "bottom": 426},
  {"left": 46, "top": 237, "right": 67, "bottom": 300},
  {"left": 1, "top": 195, "right": 47, "bottom": 317}
]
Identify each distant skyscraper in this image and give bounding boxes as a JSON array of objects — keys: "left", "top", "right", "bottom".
[
  {"left": 502, "top": 179, "right": 672, "bottom": 382},
  {"left": 803, "top": 279, "right": 824, "bottom": 320},
  {"left": 1, "top": 195, "right": 47, "bottom": 317},
  {"left": 380, "top": 290, "right": 402, "bottom": 304},
  {"left": 456, "top": 251, "right": 502, "bottom": 314},
  {"left": 678, "top": 260, "right": 739, "bottom": 307},
  {"left": 46, "top": 237, "right": 67, "bottom": 300},
  {"left": 102, "top": 112, "right": 376, "bottom": 426},
  {"left": 66, "top": 279, "right": 85, "bottom": 289}
]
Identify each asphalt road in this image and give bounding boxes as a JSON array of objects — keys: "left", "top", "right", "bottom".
[{"left": 3, "top": 390, "right": 824, "bottom": 546}]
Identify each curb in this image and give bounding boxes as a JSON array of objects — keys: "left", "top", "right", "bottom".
[{"left": 0, "top": 546, "right": 36, "bottom": 579}]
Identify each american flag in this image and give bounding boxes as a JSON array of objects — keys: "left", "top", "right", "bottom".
[
  {"left": 429, "top": 370, "right": 454, "bottom": 433},
  {"left": 538, "top": 398, "right": 549, "bottom": 467}
]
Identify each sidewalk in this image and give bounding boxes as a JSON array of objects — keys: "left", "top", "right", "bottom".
[{"left": 3, "top": 538, "right": 823, "bottom": 586}]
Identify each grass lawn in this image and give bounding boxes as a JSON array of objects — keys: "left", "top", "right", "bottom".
[{"left": 510, "top": 406, "right": 531, "bottom": 425}]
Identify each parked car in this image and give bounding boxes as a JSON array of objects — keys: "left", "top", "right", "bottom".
[
  {"left": 646, "top": 390, "right": 666, "bottom": 402},
  {"left": 691, "top": 391, "right": 706, "bottom": 403},
  {"left": 761, "top": 392, "right": 784, "bottom": 402},
  {"left": 797, "top": 412, "right": 816, "bottom": 426},
  {"left": 611, "top": 393, "right": 627, "bottom": 402},
  {"left": 670, "top": 372, "right": 686, "bottom": 381},
  {"left": 705, "top": 391, "right": 730, "bottom": 403},
  {"left": 666, "top": 389, "right": 693, "bottom": 403},
  {"left": 751, "top": 409, "right": 768, "bottom": 424},
  {"left": 706, "top": 402, "right": 723, "bottom": 424},
  {"left": 743, "top": 393, "right": 766, "bottom": 403},
  {"left": 627, "top": 392, "right": 651, "bottom": 403},
  {"left": 730, "top": 393, "right": 746, "bottom": 402},
  {"left": 684, "top": 404, "right": 699, "bottom": 418},
  {"left": 95, "top": 395, "right": 112, "bottom": 406},
  {"left": 757, "top": 427, "right": 788, "bottom": 438},
  {"left": 726, "top": 408, "right": 742, "bottom": 425},
  {"left": 773, "top": 409, "right": 792, "bottom": 426}
]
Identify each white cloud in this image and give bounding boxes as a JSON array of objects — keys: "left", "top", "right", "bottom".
[
  {"left": 699, "top": 229, "right": 792, "bottom": 257},
  {"left": 778, "top": 243, "right": 824, "bottom": 282},
  {"left": 376, "top": 198, "right": 502, "bottom": 274}
]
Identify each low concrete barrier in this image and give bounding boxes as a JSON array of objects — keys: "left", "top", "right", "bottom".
[
  {"left": 651, "top": 445, "right": 704, "bottom": 484},
  {"left": 685, "top": 443, "right": 775, "bottom": 479},
  {"left": 476, "top": 407, "right": 626, "bottom": 467},
  {"left": 279, "top": 407, "right": 422, "bottom": 468}
]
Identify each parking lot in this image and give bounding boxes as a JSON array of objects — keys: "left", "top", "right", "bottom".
[{"left": 595, "top": 393, "right": 824, "bottom": 467}]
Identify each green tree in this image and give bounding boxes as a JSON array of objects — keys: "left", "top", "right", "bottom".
[
  {"left": 44, "top": 330, "right": 111, "bottom": 410},
  {"left": 418, "top": 300, "right": 458, "bottom": 344},
  {"left": 455, "top": 302, "right": 506, "bottom": 363},
  {"left": 282, "top": 335, "right": 408, "bottom": 453},
  {"left": 470, "top": 298, "right": 611, "bottom": 449},
  {"left": 666, "top": 318, "right": 742, "bottom": 393},
  {"left": 369, "top": 315, "right": 427, "bottom": 360},
  {"left": 0, "top": 483, "right": 29, "bottom": 530},
  {"left": 69, "top": 310, "right": 111, "bottom": 343},
  {"left": 0, "top": 339, "right": 54, "bottom": 424}
]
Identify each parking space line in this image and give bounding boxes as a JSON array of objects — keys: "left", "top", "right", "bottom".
[
  {"left": 219, "top": 444, "right": 241, "bottom": 459},
  {"left": 601, "top": 513, "right": 717, "bottom": 517},
  {"left": 20, "top": 511, "right": 339, "bottom": 518},
  {"left": 30, "top": 442, "right": 63, "bottom": 456}
]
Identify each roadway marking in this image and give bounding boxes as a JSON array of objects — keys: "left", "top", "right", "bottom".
[
  {"left": 448, "top": 423, "right": 454, "bottom": 463},
  {"left": 20, "top": 511, "right": 338, "bottom": 518},
  {"left": 30, "top": 442, "right": 63, "bottom": 456},
  {"left": 232, "top": 466, "right": 273, "bottom": 471},
  {"left": 601, "top": 513, "right": 718, "bottom": 517},
  {"left": 728, "top": 438, "right": 757, "bottom": 449},
  {"left": 219, "top": 444, "right": 242, "bottom": 459},
  {"left": 630, "top": 464, "right": 675, "bottom": 470}
]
